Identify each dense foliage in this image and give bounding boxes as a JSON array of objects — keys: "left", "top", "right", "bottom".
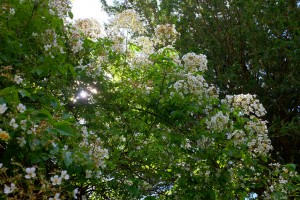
[
  {"left": 102, "top": 0, "right": 300, "bottom": 167},
  {"left": 0, "top": 0, "right": 299, "bottom": 199}
]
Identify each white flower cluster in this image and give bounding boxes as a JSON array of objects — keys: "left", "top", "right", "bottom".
[
  {"left": 72, "top": 39, "right": 84, "bottom": 54},
  {"left": 129, "top": 55, "right": 153, "bottom": 69},
  {"left": 111, "top": 9, "right": 145, "bottom": 34},
  {"left": 42, "top": 29, "right": 65, "bottom": 57},
  {"left": 197, "top": 136, "right": 215, "bottom": 149},
  {"left": 245, "top": 119, "right": 273, "bottom": 156},
  {"left": 133, "top": 36, "right": 155, "bottom": 55},
  {"left": 155, "top": 24, "right": 180, "bottom": 46},
  {"left": 226, "top": 129, "right": 246, "bottom": 147},
  {"left": 48, "top": 0, "right": 72, "bottom": 19},
  {"left": 224, "top": 94, "right": 267, "bottom": 117},
  {"left": 89, "top": 139, "right": 109, "bottom": 168},
  {"left": 206, "top": 111, "right": 230, "bottom": 132},
  {"left": 157, "top": 45, "right": 182, "bottom": 66},
  {"left": 75, "top": 57, "right": 103, "bottom": 78},
  {"left": 80, "top": 127, "right": 108, "bottom": 168},
  {"left": 50, "top": 170, "right": 69, "bottom": 186},
  {"left": 172, "top": 74, "right": 208, "bottom": 98},
  {"left": 262, "top": 164, "right": 298, "bottom": 199},
  {"left": 110, "top": 35, "right": 126, "bottom": 53},
  {"left": 74, "top": 18, "right": 102, "bottom": 39},
  {"left": 66, "top": 25, "right": 84, "bottom": 54},
  {"left": 182, "top": 52, "right": 208, "bottom": 72}
]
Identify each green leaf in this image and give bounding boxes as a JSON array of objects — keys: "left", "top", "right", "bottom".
[
  {"left": 35, "top": 68, "right": 44, "bottom": 75},
  {"left": 67, "top": 64, "right": 76, "bottom": 77},
  {"left": 68, "top": 11, "right": 74, "bottom": 19},
  {"left": 0, "top": 87, "right": 19, "bottom": 104},
  {"left": 36, "top": 110, "right": 53, "bottom": 120},
  {"left": 50, "top": 97, "right": 59, "bottom": 109},
  {"left": 64, "top": 151, "right": 73, "bottom": 168},
  {"left": 54, "top": 122, "right": 74, "bottom": 136},
  {"left": 47, "top": 128, "right": 58, "bottom": 135},
  {"left": 18, "top": 89, "right": 31, "bottom": 98}
]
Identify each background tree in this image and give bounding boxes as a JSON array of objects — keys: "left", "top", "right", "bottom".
[{"left": 102, "top": 0, "right": 300, "bottom": 168}]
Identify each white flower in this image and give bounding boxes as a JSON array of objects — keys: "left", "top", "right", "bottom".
[
  {"left": 17, "top": 137, "right": 26, "bottom": 147},
  {"left": 25, "top": 167, "right": 36, "bottom": 179},
  {"left": 52, "top": 142, "right": 57, "bottom": 147},
  {"left": 0, "top": 163, "right": 3, "bottom": 168},
  {"left": 49, "top": 193, "right": 60, "bottom": 200},
  {"left": 44, "top": 44, "right": 52, "bottom": 51},
  {"left": 14, "top": 75, "right": 23, "bottom": 84},
  {"left": 205, "top": 170, "right": 210, "bottom": 177},
  {"left": 50, "top": 175, "right": 62, "bottom": 185},
  {"left": 17, "top": 103, "right": 26, "bottom": 113},
  {"left": 9, "top": 8, "right": 15, "bottom": 15},
  {"left": 0, "top": 104, "right": 8, "bottom": 114},
  {"left": 61, "top": 170, "right": 69, "bottom": 180},
  {"left": 4, "top": 183, "right": 16, "bottom": 194},
  {"left": 20, "top": 120, "right": 27, "bottom": 130},
  {"left": 71, "top": 39, "right": 83, "bottom": 53},
  {"left": 73, "top": 188, "right": 79, "bottom": 199},
  {"left": 27, "top": 125, "right": 38, "bottom": 134},
  {"left": 9, "top": 118, "right": 18, "bottom": 129},
  {"left": 85, "top": 170, "right": 92, "bottom": 178}
]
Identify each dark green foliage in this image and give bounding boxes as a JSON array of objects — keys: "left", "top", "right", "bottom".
[{"left": 102, "top": 0, "right": 300, "bottom": 167}]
